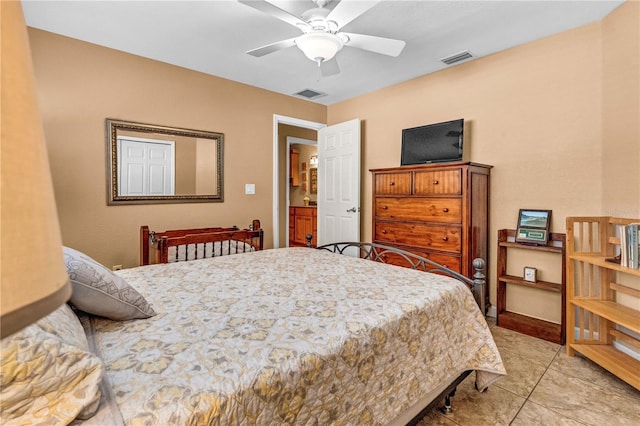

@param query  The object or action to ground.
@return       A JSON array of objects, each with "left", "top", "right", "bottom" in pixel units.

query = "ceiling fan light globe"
[{"left": 295, "top": 32, "right": 344, "bottom": 64}]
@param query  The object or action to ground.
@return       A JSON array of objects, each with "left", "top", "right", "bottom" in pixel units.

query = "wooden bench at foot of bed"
[{"left": 140, "top": 219, "right": 263, "bottom": 265}]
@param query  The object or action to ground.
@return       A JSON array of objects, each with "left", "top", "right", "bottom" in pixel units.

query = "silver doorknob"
[{"left": 346, "top": 207, "right": 357, "bottom": 213}]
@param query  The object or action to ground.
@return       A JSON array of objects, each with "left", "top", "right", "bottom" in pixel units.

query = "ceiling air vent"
[
  {"left": 294, "top": 89, "right": 327, "bottom": 100},
  {"left": 441, "top": 50, "right": 473, "bottom": 65}
]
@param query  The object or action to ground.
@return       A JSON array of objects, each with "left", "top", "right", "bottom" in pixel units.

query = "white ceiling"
[{"left": 22, "top": 0, "right": 623, "bottom": 106}]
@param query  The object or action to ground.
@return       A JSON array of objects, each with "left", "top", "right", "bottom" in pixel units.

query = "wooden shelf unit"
[
  {"left": 497, "top": 229, "right": 566, "bottom": 344},
  {"left": 566, "top": 216, "right": 640, "bottom": 391}
]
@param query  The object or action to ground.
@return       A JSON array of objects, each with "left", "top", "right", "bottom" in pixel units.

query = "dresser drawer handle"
[
  {"left": 443, "top": 208, "right": 449, "bottom": 213},
  {"left": 382, "top": 206, "right": 388, "bottom": 210},
  {"left": 442, "top": 236, "right": 449, "bottom": 241},
  {"left": 389, "top": 182, "right": 395, "bottom": 186},
  {"left": 433, "top": 180, "right": 439, "bottom": 185},
  {"left": 382, "top": 230, "right": 387, "bottom": 234}
]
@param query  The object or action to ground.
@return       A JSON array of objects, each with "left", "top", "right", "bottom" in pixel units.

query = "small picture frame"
[
  {"left": 515, "top": 209, "right": 551, "bottom": 245},
  {"left": 302, "top": 172, "right": 307, "bottom": 182},
  {"left": 301, "top": 162, "right": 307, "bottom": 171},
  {"left": 523, "top": 266, "right": 537, "bottom": 282},
  {"left": 310, "top": 168, "right": 317, "bottom": 194}
]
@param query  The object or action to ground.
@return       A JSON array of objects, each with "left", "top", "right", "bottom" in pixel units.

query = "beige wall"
[
  {"left": 195, "top": 138, "right": 217, "bottom": 195},
  {"left": 174, "top": 135, "right": 196, "bottom": 195},
  {"left": 29, "top": 1, "right": 638, "bottom": 321},
  {"left": 602, "top": 1, "right": 640, "bottom": 217},
  {"left": 327, "top": 1, "right": 639, "bottom": 322},
  {"left": 29, "top": 29, "right": 326, "bottom": 269}
]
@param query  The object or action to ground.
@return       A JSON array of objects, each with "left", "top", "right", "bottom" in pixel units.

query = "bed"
[
  {"left": 140, "top": 219, "right": 264, "bottom": 265},
  {"left": 0, "top": 224, "right": 505, "bottom": 426}
]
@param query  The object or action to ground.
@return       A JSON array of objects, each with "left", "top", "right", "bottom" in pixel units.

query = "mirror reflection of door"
[
  {"left": 117, "top": 136, "right": 175, "bottom": 196},
  {"left": 107, "top": 118, "right": 224, "bottom": 204}
]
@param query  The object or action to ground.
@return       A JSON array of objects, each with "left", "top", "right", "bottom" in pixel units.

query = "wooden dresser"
[{"left": 370, "top": 162, "right": 492, "bottom": 311}]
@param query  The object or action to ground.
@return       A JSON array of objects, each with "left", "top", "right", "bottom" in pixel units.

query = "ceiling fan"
[{"left": 238, "top": 0, "right": 406, "bottom": 76}]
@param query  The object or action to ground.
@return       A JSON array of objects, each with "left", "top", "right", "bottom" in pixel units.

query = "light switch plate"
[{"left": 245, "top": 183, "right": 255, "bottom": 195}]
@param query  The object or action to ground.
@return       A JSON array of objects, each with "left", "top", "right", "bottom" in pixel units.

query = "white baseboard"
[{"left": 487, "top": 305, "right": 497, "bottom": 318}]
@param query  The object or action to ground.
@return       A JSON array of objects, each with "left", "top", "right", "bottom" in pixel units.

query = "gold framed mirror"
[{"left": 106, "top": 119, "right": 223, "bottom": 205}]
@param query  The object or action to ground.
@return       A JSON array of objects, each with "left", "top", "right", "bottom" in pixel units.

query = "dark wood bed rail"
[
  {"left": 140, "top": 219, "right": 263, "bottom": 265},
  {"left": 315, "top": 241, "right": 486, "bottom": 313}
]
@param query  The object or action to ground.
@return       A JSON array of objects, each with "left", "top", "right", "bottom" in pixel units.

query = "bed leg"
[{"left": 440, "top": 387, "right": 457, "bottom": 414}]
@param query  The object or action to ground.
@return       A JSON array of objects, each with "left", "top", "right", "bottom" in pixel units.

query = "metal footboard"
[{"left": 315, "top": 240, "right": 486, "bottom": 313}]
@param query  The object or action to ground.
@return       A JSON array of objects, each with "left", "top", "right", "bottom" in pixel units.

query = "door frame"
[{"left": 272, "top": 115, "right": 325, "bottom": 248}]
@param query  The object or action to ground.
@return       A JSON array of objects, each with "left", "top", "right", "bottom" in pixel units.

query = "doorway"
[
  {"left": 272, "top": 115, "right": 325, "bottom": 248},
  {"left": 288, "top": 137, "right": 318, "bottom": 247}
]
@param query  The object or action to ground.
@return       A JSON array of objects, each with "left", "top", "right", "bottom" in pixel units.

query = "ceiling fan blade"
[
  {"left": 320, "top": 58, "right": 340, "bottom": 77},
  {"left": 326, "top": 0, "right": 381, "bottom": 30},
  {"left": 238, "top": 0, "right": 309, "bottom": 30},
  {"left": 246, "top": 37, "right": 297, "bottom": 57},
  {"left": 341, "top": 32, "right": 406, "bottom": 57}
]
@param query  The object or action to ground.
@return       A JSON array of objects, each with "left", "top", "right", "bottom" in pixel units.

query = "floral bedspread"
[{"left": 85, "top": 248, "right": 505, "bottom": 425}]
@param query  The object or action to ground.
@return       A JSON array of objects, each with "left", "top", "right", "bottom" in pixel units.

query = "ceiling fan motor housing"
[{"left": 301, "top": 7, "right": 336, "bottom": 32}]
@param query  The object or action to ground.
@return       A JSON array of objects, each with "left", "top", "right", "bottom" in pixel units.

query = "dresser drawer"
[
  {"left": 375, "top": 198, "right": 461, "bottom": 223},
  {"left": 414, "top": 169, "right": 461, "bottom": 195},
  {"left": 375, "top": 223, "right": 461, "bottom": 253},
  {"left": 377, "top": 249, "right": 462, "bottom": 273},
  {"left": 374, "top": 172, "right": 411, "bottom": 195}
]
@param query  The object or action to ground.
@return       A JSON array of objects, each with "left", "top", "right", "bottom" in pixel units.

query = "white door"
[
  {"left": 317, "top": 119, "right": 361, "bottom": 248},
  {"left": 118, "top": 137, "right": 175, "bottom": 196}
]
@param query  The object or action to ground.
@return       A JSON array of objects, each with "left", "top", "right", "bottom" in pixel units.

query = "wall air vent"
[
  {"left": 441, "top": 50, "right": 473, "bottom": 65},
  {"left": 294, "top": 89, "right": 327, "bottom": 100}
]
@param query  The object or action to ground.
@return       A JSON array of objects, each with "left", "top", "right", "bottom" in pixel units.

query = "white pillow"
[{"left": 63, "top": 247, "right": 156, "bottom": 320}]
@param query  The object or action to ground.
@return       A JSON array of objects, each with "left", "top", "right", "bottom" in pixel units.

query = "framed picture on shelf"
[
  {"left": 523, "top": 266, "right": 537, "bottom": 282},
  {"left": 310, "top": 168, "right": 317, "bottom": 194},
  {"left": 515, "top": 209, "right": 551, "bottom": 245}
]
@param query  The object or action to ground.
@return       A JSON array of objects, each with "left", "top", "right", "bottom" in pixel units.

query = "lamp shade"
[
  {"left": 1, "top": 1, "right": 71, "bottom": 339},
  {"left": 295, "top": 32, "right": 344, "bottom": 64}
]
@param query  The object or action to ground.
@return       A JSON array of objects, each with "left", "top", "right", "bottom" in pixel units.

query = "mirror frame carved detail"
[{"left": 106, "top": 118, "right": 224, "bottom": 205}]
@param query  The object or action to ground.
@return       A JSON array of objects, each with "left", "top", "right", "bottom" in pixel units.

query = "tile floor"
[{"left": 416, "top": 319, "right": 640, "bottom": 425}]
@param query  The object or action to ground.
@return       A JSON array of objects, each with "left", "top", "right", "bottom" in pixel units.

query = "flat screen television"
[{"left": 401, "top": 118, "right": 464, "bottom": 165}]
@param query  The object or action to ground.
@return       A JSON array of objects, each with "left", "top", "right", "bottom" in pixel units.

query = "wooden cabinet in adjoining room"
[
  {"left": 371, "top": 162, "right": 492, "bottom": 313},
  {"left": 290, "top": 149, "right": 300, "bottom": 187},
  {"left": 289, "top": 206, "right": 317, "bottom": 247}
]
